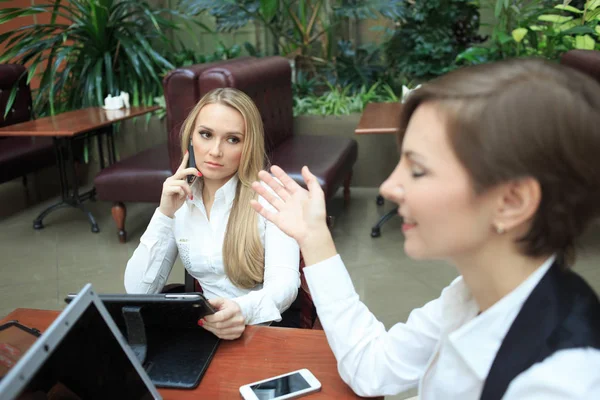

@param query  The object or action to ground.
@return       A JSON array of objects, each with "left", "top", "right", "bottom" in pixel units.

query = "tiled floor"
[{"left": 1, "top": 177, "right": 599, "bottom": 400}]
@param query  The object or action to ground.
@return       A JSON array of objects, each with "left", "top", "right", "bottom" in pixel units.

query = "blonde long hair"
[{"left": 180, "top": 88, "right": 267, "bottom": 288}]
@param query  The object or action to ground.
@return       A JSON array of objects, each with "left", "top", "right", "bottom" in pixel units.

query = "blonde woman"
[{"left": 125, "top": 88, "right": 300, "bottom": 340}]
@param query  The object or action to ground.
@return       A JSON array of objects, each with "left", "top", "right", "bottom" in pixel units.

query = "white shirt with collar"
[
  {"left": 124, "top": 175, "right": 300, "bottom": 325},
  {"left": 303, "top": 254, "right": 600, "bottom": 399}
]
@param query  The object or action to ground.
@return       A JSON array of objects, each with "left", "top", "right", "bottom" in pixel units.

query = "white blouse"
[
  {"left": 303, "top": 254, "right": 600, "bottom": 399},
  {"left": 124, "top": 175, "right": 300, "bottom": 325}
]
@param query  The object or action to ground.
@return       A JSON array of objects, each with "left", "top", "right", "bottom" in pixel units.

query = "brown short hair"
[{"left": 400, "top": 58, "right": 600, "bottom": 264}]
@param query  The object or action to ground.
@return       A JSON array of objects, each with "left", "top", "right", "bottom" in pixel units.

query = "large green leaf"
[
  {"left": 555, "top": 4, "right": 583, "bottom": 13},
  {"left": 575, "top": 34, "right": 596, "bottom": 49},
  {"left": 538, "top": 15, "right": 574, "bottom": 23},
  {"left": 0, "top": 0, "right": 207, "bottom": 116},
  {"left": 260, "top": 0, "right": 278, "bottom": 22}
]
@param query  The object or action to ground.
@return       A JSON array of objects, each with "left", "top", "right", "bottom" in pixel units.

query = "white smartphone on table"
[{"left": 239, "top": 368, "right": 322, "bottom": 400}]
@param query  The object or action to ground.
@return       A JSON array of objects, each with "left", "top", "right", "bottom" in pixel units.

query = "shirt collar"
[
  {"left": 189, "top": 174, "right": 239, "bottom": 208},
  {"left": 444, "top": 254, "right": 557, "bottom": 380}
]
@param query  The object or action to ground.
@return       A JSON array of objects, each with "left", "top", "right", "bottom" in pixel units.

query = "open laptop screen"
[{"left": 0, "top": 284, "right": 160, "bottom": 400}]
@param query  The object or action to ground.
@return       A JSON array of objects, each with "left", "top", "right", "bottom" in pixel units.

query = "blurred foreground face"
[{"left": 380, "top": 102, "right": 500, "bottom": 261}]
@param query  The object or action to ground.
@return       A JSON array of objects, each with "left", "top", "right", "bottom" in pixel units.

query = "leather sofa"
[
  {"left": 183, "top": 56, "right": 358, "bottom": 200},
  {"left": 94, "top": 58, "right": 253, "bottom": 242},
  {"left": 560, "top": 49, "right": 600, "bottom": 83},
  {"left": 0, "top": 64, "right": 55, "bottom": 186},
  {"left": 95, "top": 56, "right": 358, "bottom": 242}
]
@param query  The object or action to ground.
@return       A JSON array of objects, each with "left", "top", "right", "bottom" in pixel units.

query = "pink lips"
[
  {"left": 402, "top": 223, "right": 417, "bottom": 232},
  {"left": 205, "top": 162, "right": 223, "bottom": 168}
]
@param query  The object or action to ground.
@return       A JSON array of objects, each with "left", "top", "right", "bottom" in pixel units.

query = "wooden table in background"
[
  {"left": 1, "top": 309, "right": 377, "bottom": 400},
  {"left": 354, "top": 102, "right": 403, "bottom": 135},
  {"left": 0, "top": 106, "right": 159, "bottom": 233}
]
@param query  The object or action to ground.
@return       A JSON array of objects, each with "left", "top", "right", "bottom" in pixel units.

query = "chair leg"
[
  {"left": 343, "top": 171, "right": 352, "bottom": 205},
  {"left": 111, "top": 202, "right": 127, "bottom": 243},
  {"left": 22, "top": 175, "right": 32, "bottom": 203}
]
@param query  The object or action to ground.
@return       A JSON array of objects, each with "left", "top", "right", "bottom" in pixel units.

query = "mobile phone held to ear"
[
  {"left": 188, "top": 143, "right": 197, "bottom": 184},
  {"left": 239, "top": 369, "right": 321, "bottom": 400}
]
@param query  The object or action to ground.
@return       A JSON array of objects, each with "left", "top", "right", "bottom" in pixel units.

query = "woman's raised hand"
[
  {"left": 250, "top": 166, "right": 336, "bottom": 265},
  {"left": 158, "top": 151, "right": 201, "bottom": 218}
]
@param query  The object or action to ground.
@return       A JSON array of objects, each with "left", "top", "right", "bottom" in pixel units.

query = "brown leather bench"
[
  {"left": 0, "top": 64, "right": 54, "bottom": 187},
  {"left": 560, "top": 49, "right": 600, "bottom": 83}
]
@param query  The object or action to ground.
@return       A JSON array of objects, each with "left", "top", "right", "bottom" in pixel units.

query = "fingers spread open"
[
  {"left": 250, "top": 181, "right": 285, "bottom": 211},
  {"left": 302, "top": 166, "right": 324, "bottom": 199},
  {"left": 256, "top": 170, "right": 287, "bottom": 196},
  {"left": 250, "top": 199, "right": 277, "bottom": 223},
  {"left": 270, "top": 165, "right": 302, "bottom": 194}
]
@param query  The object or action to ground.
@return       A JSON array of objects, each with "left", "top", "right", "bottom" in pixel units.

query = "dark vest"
[{"left": 480, "top": 262, "right": 600, "bottom": 399}]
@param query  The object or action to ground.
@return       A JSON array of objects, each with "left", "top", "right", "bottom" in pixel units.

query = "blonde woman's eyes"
[
  {"left": 228, "top": 136, "right": 241, "bottom": 144},
  {"left": 199, "top": 130, "right": 211, "bottom": 139}
]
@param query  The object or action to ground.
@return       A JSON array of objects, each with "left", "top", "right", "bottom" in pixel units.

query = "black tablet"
[
  {"left": 63, "top": 292, "right": 220, "bottom": 389},
  {"left": 65, "top": 293, "right": 216, "bottom": 329}
]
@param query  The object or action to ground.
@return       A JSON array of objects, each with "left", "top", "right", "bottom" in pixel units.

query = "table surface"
[
  {"left": 355, "top": 102, "right": 403, "bottom": 135},
  {"left": 0, "top": 106, "right": 160, "bottom": 137},
  {"left": 1, "top": 308, "right": 374, "bottom": 399}
]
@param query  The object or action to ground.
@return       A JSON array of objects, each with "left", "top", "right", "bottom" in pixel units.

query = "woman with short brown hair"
[{"left": 251, "top": 58, "right": 600, "bottom": 398}]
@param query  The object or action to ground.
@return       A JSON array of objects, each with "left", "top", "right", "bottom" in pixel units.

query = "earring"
[{"left": 495, "top": 225, "right": 505, "bottom": 234}]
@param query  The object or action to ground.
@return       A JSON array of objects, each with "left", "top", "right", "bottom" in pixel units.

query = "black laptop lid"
[{"left": 0, "top": 284, "right": 161, "bottom": 400}]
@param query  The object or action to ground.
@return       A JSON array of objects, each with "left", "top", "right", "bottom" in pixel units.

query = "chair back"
[
  {"left": 162, "top": 57, "right": 255, "bottom": 173},
  {"left": 0, "top": 64, "right": 32, "bottom": 130},
  {"left": 197, "top": 56, "right": 294, "bottom": 158},
  {"left": 560, "top": 50, "right": 600, "bottom": 84}
]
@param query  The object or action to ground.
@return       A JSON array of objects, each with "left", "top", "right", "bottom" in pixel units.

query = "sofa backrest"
[
  {"left": 560, "top": 50, "right": 600, "bottom": 84},
  {"left": 0, "top": 64, "right": 32, "bottom": 132},
  {"left": 162, "top": 57, "right": 254, "bottom": 173},
  {"left": 198, "top": 57, "right": 294, "bottom": 159}
]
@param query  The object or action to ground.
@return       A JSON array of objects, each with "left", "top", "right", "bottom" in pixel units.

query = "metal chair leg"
[{"left": 371, "top": 207, "right": 399, "bottom": 238}]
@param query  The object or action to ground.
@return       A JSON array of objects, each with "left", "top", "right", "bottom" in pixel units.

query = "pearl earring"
[{"left": 495, "top": 225, "right": 505, "bottom": 234}]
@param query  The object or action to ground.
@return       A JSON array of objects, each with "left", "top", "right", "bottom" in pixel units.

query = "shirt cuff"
[
  {"left": 303, "top": 254, "right": 357, "bottom": 308},
  {"left": 233, "top": 293, "right": 282, "bottom": 325}
]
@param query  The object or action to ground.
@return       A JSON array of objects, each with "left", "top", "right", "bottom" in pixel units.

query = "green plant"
[
  {"left": 181, "top": 0, "right": 384, "bottom": 81},
  {"left": 327, "top": 40, "right": 391, "bottom": 91},
  {"left": 293, "top": 82, "right": 399, "bottom": 117},
  {"left": 293, "top": 70, "right": 320, "bottom": 98},
  {"left": 380, "top": 0, "right": 484, "bottom": 81},
  {"left": 456, "top": 0, "right": 600, "bottom": 65},
  {"left": 519, "top": 0, "right": 600, "bottom": 55},
  {"left": 0, "top": 0, "right": 206, "bottom": 117},
  {"left": 169, "top": 42, "right": 243, "bottom": 67}
]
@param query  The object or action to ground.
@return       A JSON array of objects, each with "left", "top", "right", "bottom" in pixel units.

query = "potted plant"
[{"left": 0, "top": 0, "right": 207, "bottom": 117}]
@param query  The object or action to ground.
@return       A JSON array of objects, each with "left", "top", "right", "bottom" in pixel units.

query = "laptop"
[
  {"left": 64, "top": 292, "right": 221, "bottom": 389},
  {"left": 0, "top": 284, "right": 161, "bottom": 400}
]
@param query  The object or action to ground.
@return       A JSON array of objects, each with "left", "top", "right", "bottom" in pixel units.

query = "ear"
[{"left": 493, "top": 177, "right": 541, "bottom": 232}]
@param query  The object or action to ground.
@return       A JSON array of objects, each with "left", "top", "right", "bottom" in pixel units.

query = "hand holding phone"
[
  {"left": 239, "top": 369, "right": 321, "bottom": 400},
  {"left": 158, "top": 148, "right": 199, "bottom": 218},
  {"left": 187, "top": 143, "right": 198, "bottom": 184}
]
